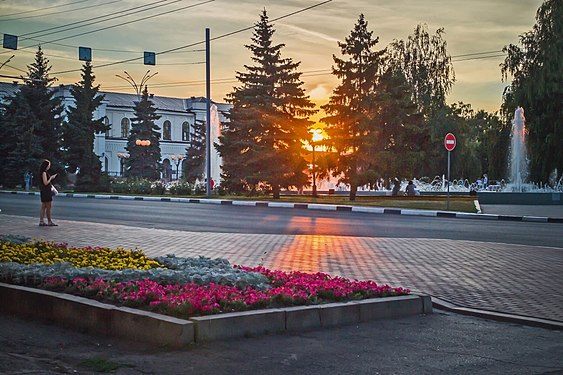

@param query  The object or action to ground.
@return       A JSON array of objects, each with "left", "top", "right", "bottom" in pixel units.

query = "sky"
[{"left": 0, "top": 0, "right": 545, "bottom": 117}]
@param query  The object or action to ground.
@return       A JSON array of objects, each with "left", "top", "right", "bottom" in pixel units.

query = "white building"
[{"left": 0, "top": 82, "right": 230, "bottom": 183}]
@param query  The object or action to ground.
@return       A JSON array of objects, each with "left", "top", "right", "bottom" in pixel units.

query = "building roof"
[
  {"left": 0, "top": 82, "right": 21, "bottom": 99},
  {"left": 101, "top": 91, "right": 188, "bottom": 112},
  {"left": 0, "top": 82, "right": 228, "bottom": 114}
]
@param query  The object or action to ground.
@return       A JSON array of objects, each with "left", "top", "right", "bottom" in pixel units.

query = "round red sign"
[{"left": 444, "top": 133, "right": 456, "bottom": 151}]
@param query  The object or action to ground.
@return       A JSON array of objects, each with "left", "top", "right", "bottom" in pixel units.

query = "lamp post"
[
  {"left": 310, "top": 129, "right": 323, "bottom": 198},
  {"left": 116, "top": 71, "right": 158, "bottom": 99},
  {"left": 135, "top": 139, "right": 151, "bottom": 178},
  {"left": 117, "top": 152, "right": 130, "bottom": 176},
  {"left": 170, "top": 154, "right": 183, "bottom": 181}
]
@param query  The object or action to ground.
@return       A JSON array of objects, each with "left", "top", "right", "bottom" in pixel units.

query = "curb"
[
  {"left": 3, "top": 190, "right": 562, "bottom": 223},
  {"left": 0, "top": 282, "right": 431, "bottom": 347},
  {"left": 431, "top": 296, "right": 563, "bottom": 331}
]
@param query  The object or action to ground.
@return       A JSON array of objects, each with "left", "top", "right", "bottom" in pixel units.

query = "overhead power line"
[
  {"left": 52, "top": 0, "right": 334, "bottom": 75},
  {"left": 452, "top": 54, "right": 505, "bottom": 62},
  {"left": 20, "top": 0, "right": 186, "bottom": 38},
  {"left": 0, "top": 0, "right": 92, "bottom": 19},
  {"left": 0, "top": 0, "right": 122, "bottom": 23},
  {"left": 99, "top": 51, "right": 508, "bottom": 91},
  {"left": 8, "top": 0, "right": 213, "bottom": 54}
]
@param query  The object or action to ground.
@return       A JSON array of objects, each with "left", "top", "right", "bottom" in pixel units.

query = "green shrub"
[
  {"left": 193, "top": 182, "right": 206, "bottom": 195},
  {"left": 111, "top": 178, "right": 164, "bottom": 195},
  {"left": 150, "top": 181, "right": 166, "bottom": 195},
  {"left": 169, "top": 181, "right": 191, "bottom": 195}
]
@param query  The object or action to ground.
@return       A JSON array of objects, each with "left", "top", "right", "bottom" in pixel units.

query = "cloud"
[
  {"left": 277, "top": 23, "right": 339, "bottom": 44},
  {"left": 308, "top": 84, "right": 329, "bottom": 100}
]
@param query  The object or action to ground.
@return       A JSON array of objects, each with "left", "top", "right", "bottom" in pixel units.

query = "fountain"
[
  {"left": 296, "top": 105, "right": 560, "bottom": 205},
  {"left": 508, "top": 107, "right": 529, "bottom": 191},
  {"left": 209, "top": 104, "right": 222, "bottom": 184}
]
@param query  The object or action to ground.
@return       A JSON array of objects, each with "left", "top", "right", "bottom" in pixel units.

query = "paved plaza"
[{"left": 1, "top": 213, "right": 561, "bottom": 324}]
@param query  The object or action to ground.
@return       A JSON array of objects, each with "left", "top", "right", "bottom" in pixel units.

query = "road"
[{"left": 1, "top": 193, "right": 562, "bottom": 248}]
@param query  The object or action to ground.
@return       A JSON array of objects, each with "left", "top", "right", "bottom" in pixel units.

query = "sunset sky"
[{"left": 0, "top": 0, "right": 544, "bottom": 116}]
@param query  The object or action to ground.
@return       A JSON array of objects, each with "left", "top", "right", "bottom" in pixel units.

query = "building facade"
[{"left": 0, "top": 82, "right": 229, "bottom": 184}]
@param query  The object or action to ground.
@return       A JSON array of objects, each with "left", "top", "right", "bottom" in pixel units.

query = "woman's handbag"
[{"left": 51, "top": 186, "right": 58, "bottom": 196}]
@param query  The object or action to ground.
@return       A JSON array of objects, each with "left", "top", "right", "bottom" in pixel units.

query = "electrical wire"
[
  {"left": 0, "top": 0, "right": 122, "bottom": 23},
  {"left": 51, "top": 0, "right": 334, "bottom": 75},
  {"left": 0, "top": 0, "right": 91, "bottom": 19},
  {"left": 10, "top": 0, "right": 213, "bottom": 54},
  {"left": 20, "top": 0, "right": 186, "bottom": 38}
]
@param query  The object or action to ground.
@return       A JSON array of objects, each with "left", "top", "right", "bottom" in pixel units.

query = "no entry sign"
[{"left": 444, "top": 133, "right": 456, "bottom": 152}]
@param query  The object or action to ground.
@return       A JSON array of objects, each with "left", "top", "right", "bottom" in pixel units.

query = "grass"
[
  {"left": 3, "top": 187, "right": 478, "bottom": 213},
  {"left": 219, "top": 194, "right": 478, "bottom": 213},
  {"left": 80, "top": 357, "right": 134, "bottom": 373}
]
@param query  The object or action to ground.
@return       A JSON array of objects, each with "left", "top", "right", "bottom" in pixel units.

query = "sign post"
[{"left": 444, "top": 133, "right": 456, "bottom": 210}]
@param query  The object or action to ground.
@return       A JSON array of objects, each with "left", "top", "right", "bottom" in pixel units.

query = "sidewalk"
[
  {"left": 1, "top": 213, "right": 562, "bottom": 374},
  {"left": 1, "top": 214, "right": 561, "bottom": 325},
  {"left": 480, "top": 204, "right": 563, "bottom": 218}
]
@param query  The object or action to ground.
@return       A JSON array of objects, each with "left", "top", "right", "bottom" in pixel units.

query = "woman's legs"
[
  {"left": 40, "top": 202, "right": 46, "bottom": 224},
  {"left": 45, "top": 201, "right": 53, "bottom": 224}
]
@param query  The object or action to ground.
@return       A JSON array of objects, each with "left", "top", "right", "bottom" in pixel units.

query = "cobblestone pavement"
[{"left": 1, "top": 214, "right": 562, "bottom": 323}]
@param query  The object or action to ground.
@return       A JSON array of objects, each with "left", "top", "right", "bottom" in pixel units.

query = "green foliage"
[
  {"left": 61, "top": 62, "right": 108, "bottom": 192},
  {"left": 169, "top": 181, "right": 192, "bottom": 195},
  {"left": 369, "top": 68, "right": 426, "bottom": 180},
  {"left": 387, "top": 24, "right": 455, "bottom": 113},
  {"left": 385, "top": 23, "right": 457, "bottom": 179},
  {"left": 321, "top": 14, "right": 386, "bottom": 200},
  {"left": 111, "top": 178, "right": 164, "bottom": 195},
  {"left": 183, "top": 118, "right": 205, "bottom": 184},
  {"left": 193, "top": 182, "right": 206, "bottom": 195},
  {"left": 80, "top": 357, "right": 133, "bottom": 372},
  {"left": 0, "top": 47, "right": 64, "bottom": 188},
  {"left": 501, "top": 0, "right": 562, "bottom": 183},
  {"left": 217, "top": 10, "right": 317, "bottom": 199},
  {"left": 125, "top": 86, "right": 162, "bottom": 180}
]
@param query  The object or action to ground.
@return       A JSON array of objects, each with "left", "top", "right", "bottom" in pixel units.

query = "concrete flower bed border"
[{"left": 0, "top": 282, "right": 431, "bottom": 348}]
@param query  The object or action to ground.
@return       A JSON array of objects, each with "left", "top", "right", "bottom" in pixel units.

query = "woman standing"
[{"left": 39, "top": 159, "right": 58, "bottom": 226}]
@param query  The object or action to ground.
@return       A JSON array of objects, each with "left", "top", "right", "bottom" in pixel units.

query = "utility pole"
[{"left": 205, "top": 28, "right": 211, "bottom": 197}]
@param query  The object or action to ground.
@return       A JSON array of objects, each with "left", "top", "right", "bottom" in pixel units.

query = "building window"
[
  {"left": 163, "top": 120, "right": 171, "bottom": 140},
  {"left": 182, "top": 121, "right": 190, "bottom": 141},
  {"left": 104, "top": 117, "right": 110, "bottom": 138},
  {"left": 120, "top": 118, "right": 130, "bottom": 138}
]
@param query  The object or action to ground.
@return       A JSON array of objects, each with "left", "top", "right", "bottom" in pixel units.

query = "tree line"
[
  {"left": 219, "top": 3, "right": 560, "bottom": 199},
  {"left": 1, "top": 1, "right": 560, "bottom": 199}
]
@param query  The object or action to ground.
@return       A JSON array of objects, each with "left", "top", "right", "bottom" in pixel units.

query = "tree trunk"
[
  {"left": 349, "top": 183, "right": 357, "bottom": 201},
  {"left": 272, "top": 185, "right": 280, "bottom": 199}
]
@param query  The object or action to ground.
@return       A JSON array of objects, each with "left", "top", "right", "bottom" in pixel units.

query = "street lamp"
[
  {"left": 117, "top": 152, "right": 130, "bottom": 176},
  {"left": 310, "top": 128, "right": 323, "bottom": 198},
  {"left": 170, "top": 154, "right": 183, "bottom": 181},
  {"left": 135, "top": 139, "right": 151, "bottom": 178}
]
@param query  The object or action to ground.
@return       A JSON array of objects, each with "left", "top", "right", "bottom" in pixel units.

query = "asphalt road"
[{"left": 1, "top": 194, "right": 562, "bottom": 248}]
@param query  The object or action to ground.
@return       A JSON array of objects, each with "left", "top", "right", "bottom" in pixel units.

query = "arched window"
[
  {"left": 120, "top": 118, "right": 130, "bottom": 138},
  {"left": 163, "top": 120, "right": 172, "bottom": 140},
  {"left": 182, "top": 121, "right": 190, "bottom": 141},
  {"left": 104, "top": 116, "right": 110, "bottom": 138}
]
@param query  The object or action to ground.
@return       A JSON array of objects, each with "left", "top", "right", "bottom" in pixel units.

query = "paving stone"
[{"left": 1, "top": 214, "right": 562, "bottom": 323}]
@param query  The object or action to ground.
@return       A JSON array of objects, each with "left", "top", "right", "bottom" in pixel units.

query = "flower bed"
[{"left": 0, "top": 237, "right": 410, "bottom": 319}]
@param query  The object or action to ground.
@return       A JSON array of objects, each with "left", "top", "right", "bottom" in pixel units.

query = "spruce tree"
[
  {"left": 370, "top": 68, "right": 425, "bottom": 179},
  {"left": 0, "top": 47, "right": 63, "bottom": 187},
  {"left": 216, "top": 10, "right": 316, "bottom": 198},
  {"left": 321, "top": 14, "right": 385, "bottom": 200},
  {"left": 182, "top": 119, "right": 205, "bottom": 184},
  {"left": 62, "top": 61, "right": 108, "bottom": 191},
  {"left": 125, "top": 86, "right": 162, "bottom": 180}
]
